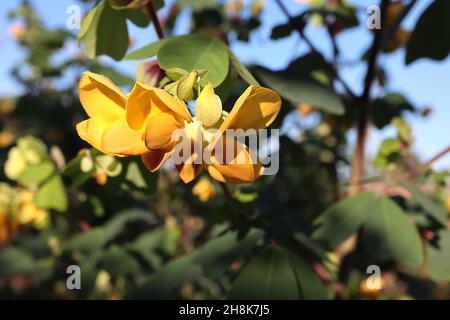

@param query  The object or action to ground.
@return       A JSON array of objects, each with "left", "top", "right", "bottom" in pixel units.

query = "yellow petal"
[
  {"left": 144, "top": 112, "right": 180, "bottom": 151},
  {"left": 195, "top": 84, "right": 222, "bottom": 127},
  {"left": 176, "top": 153, "right": 204, "bottom": 183},
  {"left": 76, "top": 118, "right": 109, "bottom": 152},
  {"left": 208, "top": 137, "right": 255, "bottom": 183},
  {"left": 101, "top": 118, "right": 148, "bottom": 156},
  {"left": 219, "top": 86, "right": 281, "bottom": 132},
  {"left": 78, "top": 71, "right": 126, "bottom": 122},
  {"left": 141, "top": 150, "right": 171, "bottom": 172},
  {"left": 192, "top": 177, "right": 216, "bottom": 202},
  {"left": 126, "top": 81, "right": 191, "bottom": 131}
]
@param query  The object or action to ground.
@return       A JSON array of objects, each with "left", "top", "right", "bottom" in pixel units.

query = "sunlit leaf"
[{"left": 157, "top": 34, "right": 229, "bottom": 87}]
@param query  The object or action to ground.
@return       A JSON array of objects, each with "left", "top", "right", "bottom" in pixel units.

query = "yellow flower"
[
  {"left": 192, "top": 177, "right": 216, "bottom": 202},
  {"left": 134, "top": 82, "right": 281, "bottom": 183},
  {"left": 76, "top": 72, "right": 281, "bottom": 184}
]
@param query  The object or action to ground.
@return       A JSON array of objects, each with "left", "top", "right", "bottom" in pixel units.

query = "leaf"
[
  {"left": 372, "top": 93, "right": 415, "bottom": 129},
  {"left": 129, "top": 229, "right": 263, "bottom": 299},
  {"left": 35, "top": 174, "right": 68, "bottom": 212},
  {"left": 17, "top": 162, "right": 55, "bottom": 187},
  {"left": 400, "top": 181, "right": 448, "bottom": 227},
  {"left": 312, "top": 192, "right": 375, "bottom": 249},
  {"left": 123, "top": 38, "right": 170, "bottom": 60},
  {"left": 123, "top": 8, "right": 150, "bottom": 27},
  {"left": 270, "top": 23, "right": 294, "bottom": 40},
  {"left": 0, "top": 247, "right": 35, "bottom": 276},
  {"left": 157, "top": 34, "right": 229, "bottom": 87},
  {"left": 66, "top": 209, "right": 153, "bottom": 254},
  {"left": 254, "top": 67, "right": 344, "bottom": 115},
  {"left": 427, "top": 230, "right": 450, "bottom": 281},
  {"left": 228, "top": 49, "right": 260, "bottom": 86},
  {"left": 406, "top": 0, "right": 450, "bottom": 64},
  {"left": 125, "top": 229, "right": 165, "bottom": 269},
  {"left": 361, "top": 196, "right": 423, "bottom": 268},
  {"left": 108, "top": 0, "right": 153, "bottom": 10},
  {"left": 78, "top": 2, "right": 129, "bottom": 61},
  {"left": 98, "top": 245, "right": 141, "bottom": 276},
  {"left": 227, "top": 246, "right": 328, "bottom": 299},
  {"left": 177, "top": 0, "right": 216, "bottom": 10}
]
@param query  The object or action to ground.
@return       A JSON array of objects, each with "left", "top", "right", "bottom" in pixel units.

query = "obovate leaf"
[
  {"left": 17, "top": 162, "right": 55, "bottom": 187},
  {"left": 157, "top": 34, "right": 229, "bottom": 87},
  {"left": 427, "top": 230, "right": 450, "bottom": 282},
  {"left": 77, "top": 1, "right": 129, "bottom": 61},
  {"left": 123, "top": 38, "right": 171, "bottom": 60},
  {"left": 361, "top": 196, "right": 423, "bottom": 268},
  {"left": 400, "top": 181, "right": 448, "bottom": 227},
  {"left": 35, "top": 173, "right": 68, "bottom": 212},
  {"left": 227, "top": 246, "right": 328, "bottom": 299},
  {"left": 406, "top": 0, "right": 450, "bottom": 64},
  {"left": 312, "top": 192, "right": 375, "bottom": 249}
]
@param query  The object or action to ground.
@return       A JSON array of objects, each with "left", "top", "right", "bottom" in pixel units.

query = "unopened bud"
[{"left": 177, "top": 71, "right": 197, "bottom": 101}]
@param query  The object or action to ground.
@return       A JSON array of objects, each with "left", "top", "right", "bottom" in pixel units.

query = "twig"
[
  {"left": 420, "top": 145, "right": 450, "bottom": 170},
  {"left": 274, "top": 0, "right": 357, "bottom": 100},
  {"left": 349, "top": 0, "right": 390, "bottom": 195},
  {"left": 146, "top": 0, "right": 165, "bottom": 39}
]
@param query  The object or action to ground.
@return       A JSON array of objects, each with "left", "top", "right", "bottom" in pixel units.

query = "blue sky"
[{"left": 0, "top": 0, "right": 449, "bottom": 169}]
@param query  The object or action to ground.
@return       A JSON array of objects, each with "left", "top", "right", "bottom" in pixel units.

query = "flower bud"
[
  {"left": 195, "top": 84, "right": 223, "bottom": 127},
  {"left": 177, "top": 71, "right": 197, "bottom": 101}
]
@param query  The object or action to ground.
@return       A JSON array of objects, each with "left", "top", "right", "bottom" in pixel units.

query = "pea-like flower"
[{"left": 76, "top": 71, "right": 281, "bottom": 184}]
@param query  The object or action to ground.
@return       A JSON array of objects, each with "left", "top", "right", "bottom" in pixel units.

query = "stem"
[
  {"left": 274, "top": 0, "right": 357, "bottom": 100},
  {"left": 349, "top": 0, "right": 390, "bottom": 195},
  {"left": 146, "top": 0, "right": 165, "bottom": 39}
]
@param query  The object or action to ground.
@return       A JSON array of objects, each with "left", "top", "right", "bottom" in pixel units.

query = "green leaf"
[
  {"left": 312, "top": 192, "right": 374, "bottom": 249},
  {"left": 361, "top": 196, "right": 423, "bottom": 268},
  {"left": 427, "top": 230, "right": 450, "bottom": 281},
  {"left": 98, "top": 245, "right": 141, "bottom": 276},
  {"left": 0, "top": 247, "right": 35, "bottom": 276},
  {"left": 129, "top": 229, "right": 263, "bottom": 299},
  {"left": 67, "top": 209, "right": 153, "bottom": 254},
  {"left": 372, "top": 93, "right": 415, "bottom": 129},
  {"left": 177, "top": 0, "right": 216, "bottom": 10},
  {"left": 406, "top": 0, "right": 450, "bottom": 64},
  {"left": 400, "top": 181, "right": 448, "bottom": 227},
  {"left": 77, "top": 1, "right": 102, "bottom": 45},
  {"left": 254, "top": 67, "right": 344, "bottom": 115},
  {"left": 157, "top": 34, "right": 229, "bottom": 87},
  {"left": 17, "top": 162, "right": 54, "bottom": 187},
  {"left": 35, "top": 174, "right": 68, "bottom": 212},
  {"left": 122, "top": 8, "right": 150, "bottom": 27},
  {"left": 78, "top": 2, "right": 129, "bottom": 61},
  {"left": 125, "top": 229, "right": 165, "bottom": 269},
  {"left": 109, "top": 0, "right": 152, "bottom": 9},
  {"left": 227, "top": 246, "right": 328, "bottom": 299},
  {"left": 228, "top": 49, "right": 260, "bottom": 86},
  {"left": 123, "top": 38, "right": 170, "bottom": 60}
]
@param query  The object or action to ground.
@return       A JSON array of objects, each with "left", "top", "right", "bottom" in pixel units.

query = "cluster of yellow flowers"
[
  {"left": 0, "top": 183, "right": 49, "bottom": 244},
  {"left": 76, "top": 72, "right": 281, "bottom": 184}
]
